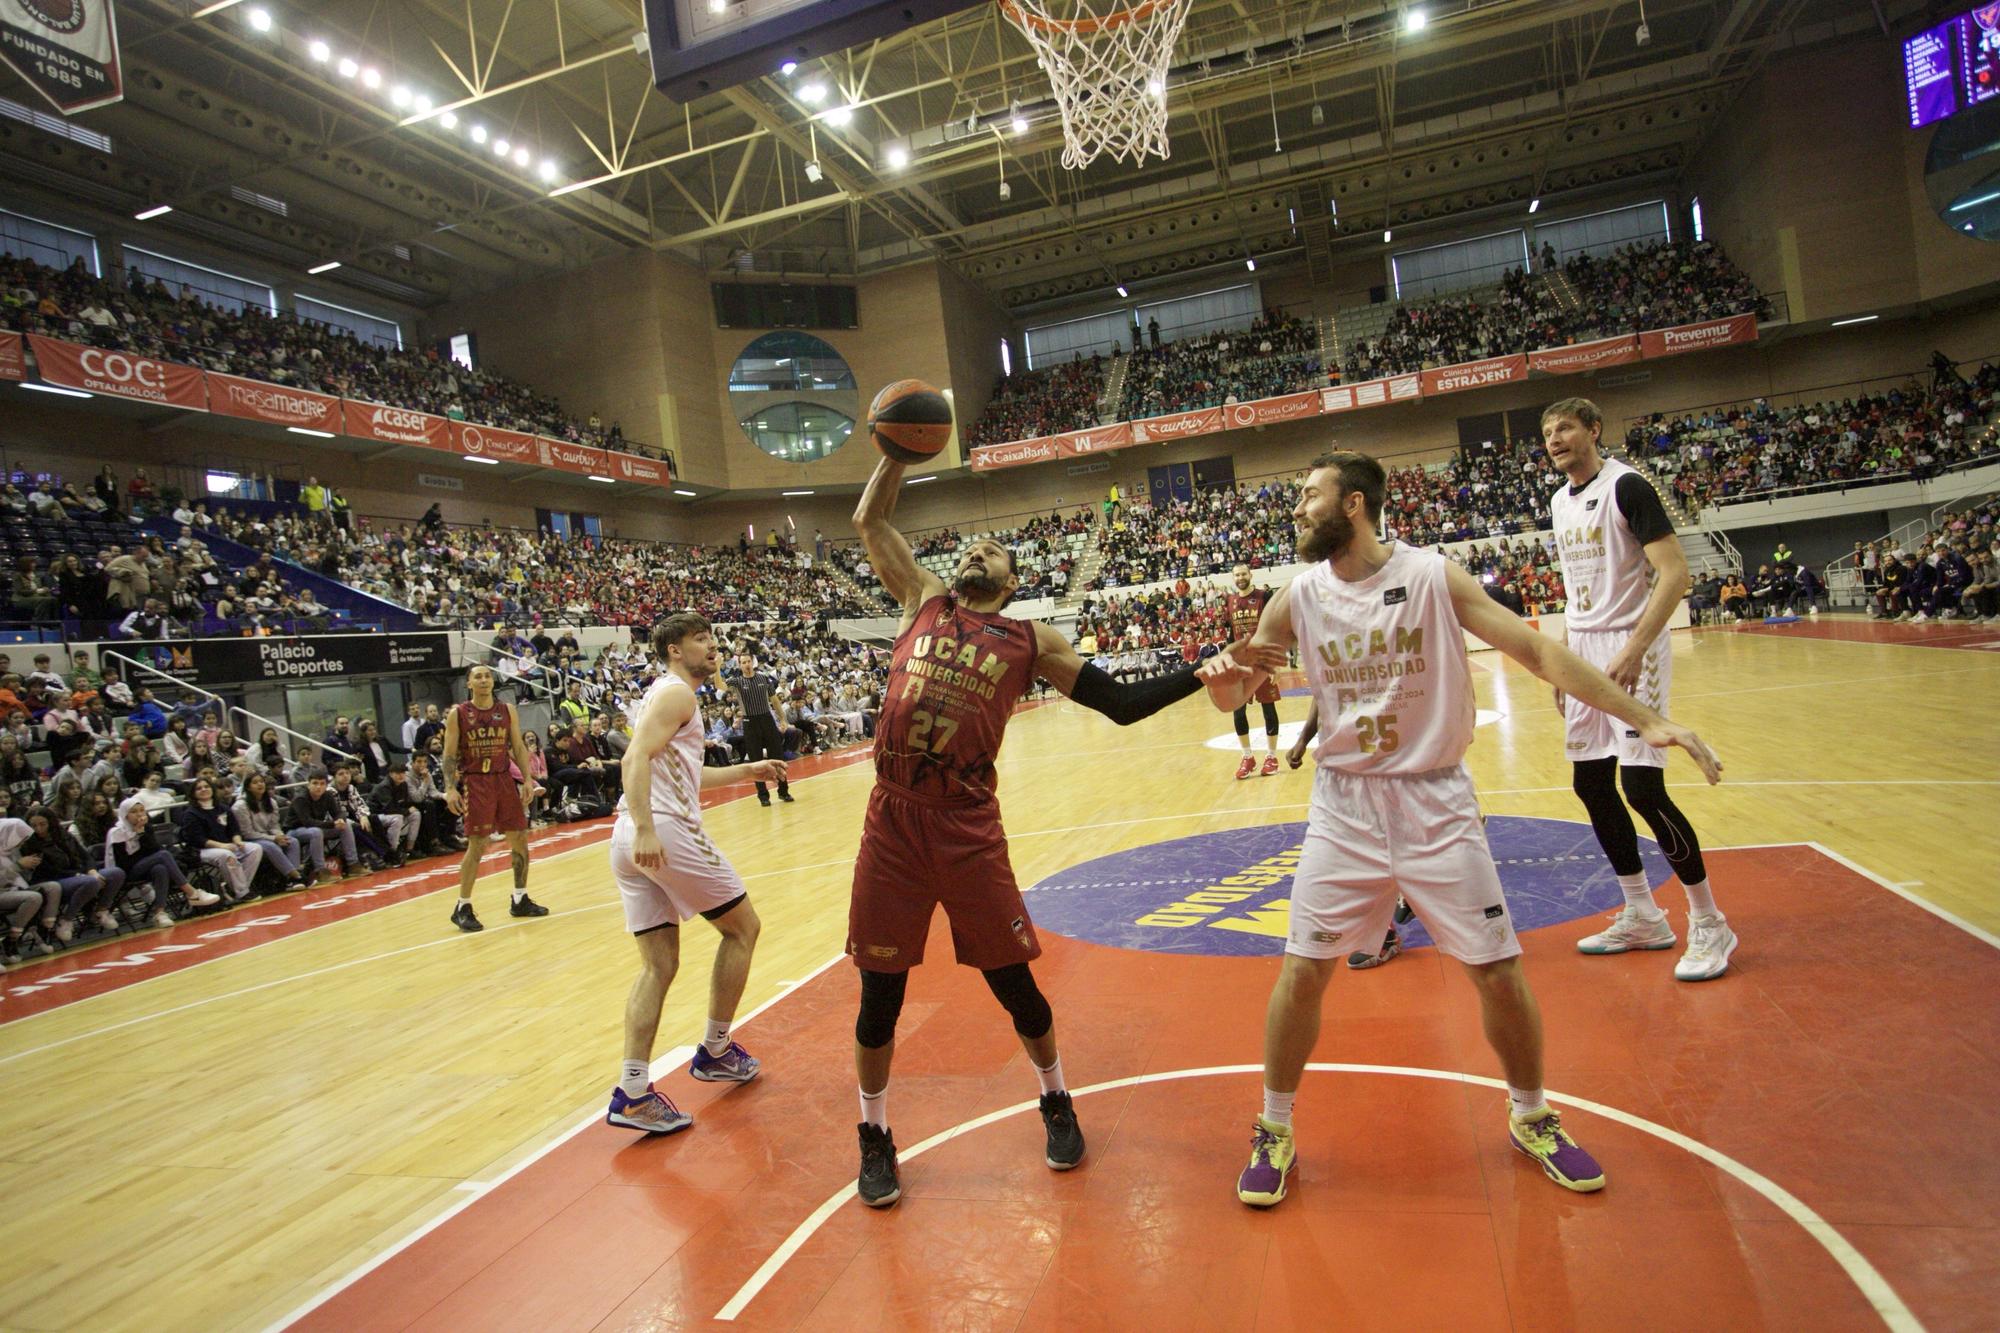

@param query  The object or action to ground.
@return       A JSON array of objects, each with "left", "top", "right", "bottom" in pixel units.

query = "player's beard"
[
  {"left": 1295, "top": 509, "right": 1353, "bottom": 564},
  {"left": 955, "top": 567, "right": 1005, "bottom": 600}
]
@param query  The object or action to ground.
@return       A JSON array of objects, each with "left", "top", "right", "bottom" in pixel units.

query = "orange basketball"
[{"left": 868, "top": 379, "right": 953, "bottom": 464}]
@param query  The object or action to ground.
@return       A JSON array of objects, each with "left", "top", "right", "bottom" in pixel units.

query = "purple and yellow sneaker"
[
  {"left": 689, "top": 1040, "right": 761, "bottom": 1083},
  {"left": 1509, "top": 1106, "right": 1605, "bottom": 1192},
  {"left": 1236, "top": 1116, "right": 1297, "bottom": 1207},
  {"left": 607, "top": 1084, "right": 692, "bottom": 1135}
]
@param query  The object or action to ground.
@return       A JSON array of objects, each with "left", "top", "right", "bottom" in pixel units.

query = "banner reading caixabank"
[
  {"left": 108, "top": 633, "right": 453, "bottom": 689},
  {"left": 0, "top": 0, "right": 124, "bottom": 115}
]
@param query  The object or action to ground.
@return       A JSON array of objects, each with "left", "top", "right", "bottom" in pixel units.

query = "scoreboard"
[{"left": 1904, "top": 4, "right": 2000, "bottom": 130}]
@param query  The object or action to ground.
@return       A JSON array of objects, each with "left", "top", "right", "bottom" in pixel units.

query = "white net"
[{"left": 999, "top": 0, "right": 1191, "bottom": 170}]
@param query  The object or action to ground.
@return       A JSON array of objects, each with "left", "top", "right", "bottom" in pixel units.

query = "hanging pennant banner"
[
  {"left": 0, "top": 0, "right": 125, "bottom": 114},
  {"left": 0, "top": 331, "right": 23, "bottom": 381},
  {"left": 28, "top": 334, "right": 206, "bottom": 408}
]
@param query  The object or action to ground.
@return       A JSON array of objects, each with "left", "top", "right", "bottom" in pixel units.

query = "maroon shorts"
[
  {"left": 847, "top": 784, "right": 1040, "bottom": 973},
  {"left": 463, "top": 776, "right": 527, "bottom": 838},
  {"left": 1253, "top": 677, "right": 1283, "bottom": 706}
]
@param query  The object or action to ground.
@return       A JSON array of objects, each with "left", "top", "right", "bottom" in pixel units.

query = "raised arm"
[
  {"left": 852, "top": 455, "right": 946, "bottom": 616},
  {"left": 1196, "top": 581, "right": 1297, "bottom": 712},
  {"left": 1445, "top": 562, "right": 1722, "bottom": 783}
]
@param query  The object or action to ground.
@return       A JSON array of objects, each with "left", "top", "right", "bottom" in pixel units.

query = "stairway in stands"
[
  {"left": 1607, "top": 446, "right": 1739, "bottom": 578},
  {"left": 1063, "top": 526, "right": 1109, "bottom": 605},
  {"left": 1539, "top": 266, "right": 1582, "bottom": 316},
  {"left": 1097, "top": 353, "right": 1129, "bottom": 425},
  {"left": 1318, "top": 311, "right": 1341, "bottom": 378}
]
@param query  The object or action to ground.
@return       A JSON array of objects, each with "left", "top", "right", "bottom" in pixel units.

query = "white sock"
[
  {"left": 1237, "top": 739, "right": 1251, "bottom": 754},
  {"left": 1033, "top": 1056, "right": 1065, "bottom": 1096},
  {"left": 618, "top": 1059, "right": 650, "bottom": 1098},
  {"left": 1265, "top": 739, "right": 1278, "bottom": 758},
  {"left": 703, "top": 1018, "right": 732, "bottom": 1057},
  {"left": 1617, "top": 872, "right": 1660, "bottom": 915},
  {"left": 1508, "top": 1085, "right": 1549, "bottom": 1120},
  {"left": 1261, "top": 1087, "right": 1295, "bottom": 1127},
  {"left": 1683, "top": 878, "right": 1719, "bottom": 918},
  {"left": 511, "top": 888, "right": 527, "bottom": 904},
  {"left": 859, "top": 1086, "right": 888, "bottom": 1129}
]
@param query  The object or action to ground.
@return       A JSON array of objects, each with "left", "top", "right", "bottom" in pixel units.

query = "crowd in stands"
[
  {"left": 1385, "top": 437, "right": 1563, "bottom": 546},
  {"left": 1449, "top": 535, "right": 1569, "bottom": 615},
  {"left": 1118, "top": 313, "right": 1322, "bottom": 419},
  {"left": 1629, "top": 361, "right": 2000, "bottom": 511},
  {"left": 1, "top": 252, "right": 656, "bottom": 457},
  {"left": 963, "top": 358, "right": 1106, "bottom": 448},
  {"left": 1845, "top": 495, "right": 2000, "bottom": 623},
  {"left": 898, "top": 509, "right": 1095, "bottom": 602},
  {"left": 1342, "top": 239, "right": 1769, "bottom": 382}
]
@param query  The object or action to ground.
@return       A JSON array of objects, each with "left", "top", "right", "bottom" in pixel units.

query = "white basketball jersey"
[
  {"left": 1551, "top": 458, "right": 1654, "bottom": 632},
  {"left": 619, "top": 674, "right": 705, "bottom": 823},
  {"left": 1290, "top": 543, "right": 1476, "bottom": 775}
]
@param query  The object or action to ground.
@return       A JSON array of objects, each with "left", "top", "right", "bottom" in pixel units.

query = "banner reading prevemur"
[{"left": 0, "top": 0, "right": 124, "bottom": 114}]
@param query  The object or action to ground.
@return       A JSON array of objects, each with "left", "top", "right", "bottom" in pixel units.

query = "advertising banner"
[
  {"left": 607, "top": 451, "right": 672, "bottom": 486},
  {"left": 1224, "top": 390, "right": 1322, "bottom": 430},
  {"left": 1528, "top": 335, "right": 1641, "bottom": 376},
  {"left": 1321, "top": 374, "right": 1421, "bottom": 414},
  {"left": 342, "top": 399, "right": 452, "bottom": 450},
  {"left": 0, "top": 330, "right": 21, "bottom": 381},
  {"left": 1059, "top": 422, "right": 1132, "bottom": 455},
  {"left": 969, "top": 437, "right": 1067, "bottom": 472},
  {"left": 1639, "top": 313, "right": 1759, "bottom": 359},
  {"left": 111, "top": 632, "right": 453, "bottom": 688},
  {"left": 0, "top": 0, "right": 124, "bottom": 114},
  {"left": 1129, "top": 407, "right": 1222, "bottom": 445},
  {"left": 207, "top": 372, "right": 340, "bottom": 432},
  {"left": 1420, "top": 353, "right": 1529, "bottom": 397},
  {"left": 540, "top": 437, "right": 608, "bottom": 476},
  {"left": 28, "top": 335, "right": 206, "bottom": 409},
  {"left": 452, "top": 421, "right": 539, "bottom": 465}
]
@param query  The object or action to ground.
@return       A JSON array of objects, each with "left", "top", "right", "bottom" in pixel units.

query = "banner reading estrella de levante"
[{"left": 0, "top": 0, "right": 124, "bottom": 114}]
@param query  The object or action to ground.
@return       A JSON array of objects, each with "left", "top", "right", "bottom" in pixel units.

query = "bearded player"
[
  {"left": 1200, "top": 449, "right": 1723, "bottom": 1206},
  {"left": 603, "top": 612, "right": 784, "bottom": 1136},
  {"left": 442, "top": 664, "right": 547, "bottom": 932},
  {"left": 847, "top": 451, "right": 1283, "bottom": 1208},
  {"left": 1226, "top": 563, "right": 1283, "bottom": 778}
]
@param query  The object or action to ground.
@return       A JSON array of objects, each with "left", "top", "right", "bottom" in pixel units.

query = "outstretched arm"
[
  {"left": 1033, "top": 622, "right": 1285, "bottom": 726},
  {"left": 1197, "top": 582, "right": 1298, "bottom": 712},
  {"left": 852, "top": 456, "right": 946, "bottom": 619},
  {"left": 1446, "top": 563, "right": 1722, "bottom": 783}
]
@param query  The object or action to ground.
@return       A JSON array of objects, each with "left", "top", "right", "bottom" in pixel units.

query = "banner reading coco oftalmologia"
[
  {"left": 0, "top": 0, "right": 124, "bottom": 114},
  {"left": 110, "top": 633, "right": 453, "bottom": 689}
]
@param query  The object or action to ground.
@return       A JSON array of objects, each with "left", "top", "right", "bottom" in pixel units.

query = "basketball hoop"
[{"left": 999, "top": 0, "right": 1190, "bottom": 170}]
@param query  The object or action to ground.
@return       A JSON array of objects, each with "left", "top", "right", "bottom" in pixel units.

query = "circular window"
[
  {"left": 739, "top": 401, "right": 855, "bottom": 462},
  {"left": 728, "top": 331, "right": 857, "bottom": 392}
]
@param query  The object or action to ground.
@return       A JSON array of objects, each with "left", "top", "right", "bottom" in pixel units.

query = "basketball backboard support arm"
[{"left": 644, "top": 0, "right": 978, "bottom": 103}]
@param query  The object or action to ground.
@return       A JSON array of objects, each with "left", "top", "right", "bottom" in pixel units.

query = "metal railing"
[{"left": 101, "top": 649, "right": 359, "bottom": 768}]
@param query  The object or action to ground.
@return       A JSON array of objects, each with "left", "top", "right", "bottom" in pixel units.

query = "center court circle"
[{"left": 1022, "top": 816, "right": 1668, "bottom": 957}]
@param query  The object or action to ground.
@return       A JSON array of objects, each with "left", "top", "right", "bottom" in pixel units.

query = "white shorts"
[
  {"left": 1563, "top": 627, "right": 1671, "bottom": 768},
  {"left": 1289, "top": 764, "right": 1520, "bottom": 965},
  {"left": 609, "top": 810, "right": 747, "bottom": 934}
]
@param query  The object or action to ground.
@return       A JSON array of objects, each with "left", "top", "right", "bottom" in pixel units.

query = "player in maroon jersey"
[
  {"left": 845, "top": 453, "right": 1284, "bottom": 1208},
  {"left": 441, "top": 664, "right": 546, "bottom": 933},
  {"left": 1224, "top": 563, "right": 1284, "bottom": 779}
]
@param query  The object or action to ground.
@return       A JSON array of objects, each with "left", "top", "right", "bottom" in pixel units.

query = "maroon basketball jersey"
[
  {"left": 1226, "top": 589, "right": 1266, "bottom": 639},
  {"left": 456, "top": 699, "right": 512, "bottom": 776},
  {"left": 874, "top": 594, "right": 1039, "bottom": 804}
]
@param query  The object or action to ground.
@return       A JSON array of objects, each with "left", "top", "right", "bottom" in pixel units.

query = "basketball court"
[{"left": 2, "top": 619, "right": 1995, "bottom": 1331}]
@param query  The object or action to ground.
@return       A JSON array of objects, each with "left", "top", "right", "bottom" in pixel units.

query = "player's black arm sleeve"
[
  {"left": 1613, "top": 472, "right": 1675, "bottom": 544},
  {"left": 1068, "top": 661, "right": 1203, "bottom": 726}
]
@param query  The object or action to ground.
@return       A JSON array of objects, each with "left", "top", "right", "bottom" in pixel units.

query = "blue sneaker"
[
  {"left": 606, "top": 1084, "right": 692, "bottom": 1135},
  {"left": 689, "top": 1040, "right": 761, "bottom": 1083}
]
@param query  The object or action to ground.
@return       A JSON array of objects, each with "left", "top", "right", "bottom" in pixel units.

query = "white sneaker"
[
  {"left": 1576, "top": 906, "right": 1676, "bottom": 955},
  {"left": 1675, "top": 914, "right": 1738, "bottom": 982},
  {"left": 1911, "top": 611, "right": 1929, "bottom": 623}
]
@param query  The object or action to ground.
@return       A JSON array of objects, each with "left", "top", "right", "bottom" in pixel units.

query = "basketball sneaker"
[
  {"left": 508, "top": 893, "right": 549, "bottom": 918},
  {"left": 1260, "top": 755, "right": 1279, "bottom": 777},
  {"left": 1509, "top": 1106, "right": 1605, "bottom": 1193},
  {"left": 607, "top": 1084, "right": 692, "bottom": 1135},
  {"left": 1237, "top": 1116, "right": 1296, "bottom": 1206},
  {"left": 857, "top": 1123, "right": 901, "bottom": 1208},
  {"left": 1393, "top": 896, "right": 1414, "bottom": 926},
  {"left": 1040, "top": 1091, "right": 1085, "bottom": 1170},
  {"left": 1575, "top": 906, "right": 1675, "bottom": 954},
  {"left": 690, "top": 1041, "right": 761, "bottom": 1083},
  {"left": 451, "top": 901, "right": 483, "bottom": 933},
  {"left": 1234, "top": 756, "right": 1257, "bottom": 780},
  {"left": 1347, "top": 927, "right": 1402, "bottom": 970},
  {"left": 1674, "top": 913, "right": 1738, "bottom": 982}
]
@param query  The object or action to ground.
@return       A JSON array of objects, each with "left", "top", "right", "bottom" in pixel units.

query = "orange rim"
[{"left": 999, "top": 0, "right": 1167, "bottom": 37}]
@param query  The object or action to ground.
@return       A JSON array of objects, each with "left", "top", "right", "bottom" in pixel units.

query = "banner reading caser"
[
  {"left": 0, "top": 0, "right": 124, "bottom": 114},
  {"left": 109, "top": 632, "right": 453, "bottom": 688}
]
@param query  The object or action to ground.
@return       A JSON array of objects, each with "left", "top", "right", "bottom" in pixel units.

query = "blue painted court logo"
[{"left": 1023, "top": 816, "right": 1668, "bottom": 957}]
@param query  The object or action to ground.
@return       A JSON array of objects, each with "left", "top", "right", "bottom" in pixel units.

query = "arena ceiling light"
[
  {"left": 538, "top": 159, "right": 561, "bottom": 183},
  {"left": 672, "top": 488, "right": 698, "bottom": 496},
  {"left": 466, "top": 456, "right": 501, "bottom": 466},
  {"left": 1383, "top": 229, "right": 1393, "bottom": 243},
  {"left": 904, "top": 475, "right": 936, "bottom": 485},
  {"left": 1115, "top": 283, "right": 1129, "bottom": 297},
  {"left": 336, "top": 56, "right": 359, "bottom": 79},
  {"left": 588, "top": 474, "right": 616, "bottom": 483},
  {"left": 825, "top": 103, "right": 855, "bottom": 127},
  {"left": 246, "top": 7, "right": 272, "bottom": 33},
  {"left": 133, "top": 204, "right": 173, "bottom": 220},
  {"left": 307, "top": 260, "right": 341, "bottom": 274},
  {"left": 1528, "top": 197, "right": 1541, "bottom": 214},
  {"left": 1404, "top": 8, "right": 1427, "bottom": 33},
  {"left": 19, "top": 382, "right": 93, "bottom": 399},
  {"left": 782, "top": 489, "right": 814, "bottom": 496},
  {"left": 287, "top": 426, "right": 336, "bottom": 438},
  {"left": 307, "top": 39, "right": 330, "bottom": 62},
  {"left": 1830, "top": 314, "right": 1879, "bottom": 327},
  {"left": 798, "top": 82, "right": 828, "bottom": 105},
  {"left": 884, "top": 144, "right": 910, "bottom": 170}
]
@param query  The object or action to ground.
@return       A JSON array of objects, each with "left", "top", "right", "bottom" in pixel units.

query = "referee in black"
[{"left": 727, "top": 652, "right": 794, "bottom": 806}]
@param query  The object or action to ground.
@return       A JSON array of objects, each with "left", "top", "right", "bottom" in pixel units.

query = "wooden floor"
[{"left": 1, "top": 615, "right": 1995, "bottom": 1331}]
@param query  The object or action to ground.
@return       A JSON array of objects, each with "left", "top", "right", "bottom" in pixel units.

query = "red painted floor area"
[
  {"left": 1726, "top": 615, "right": 2000, "bottom": 651},
  {"left": 0, "top": 745, "right": 877, "bottom": 1020},
  {"left": 295, "top": 843, "right": 2000, "bottom": 1332}
]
